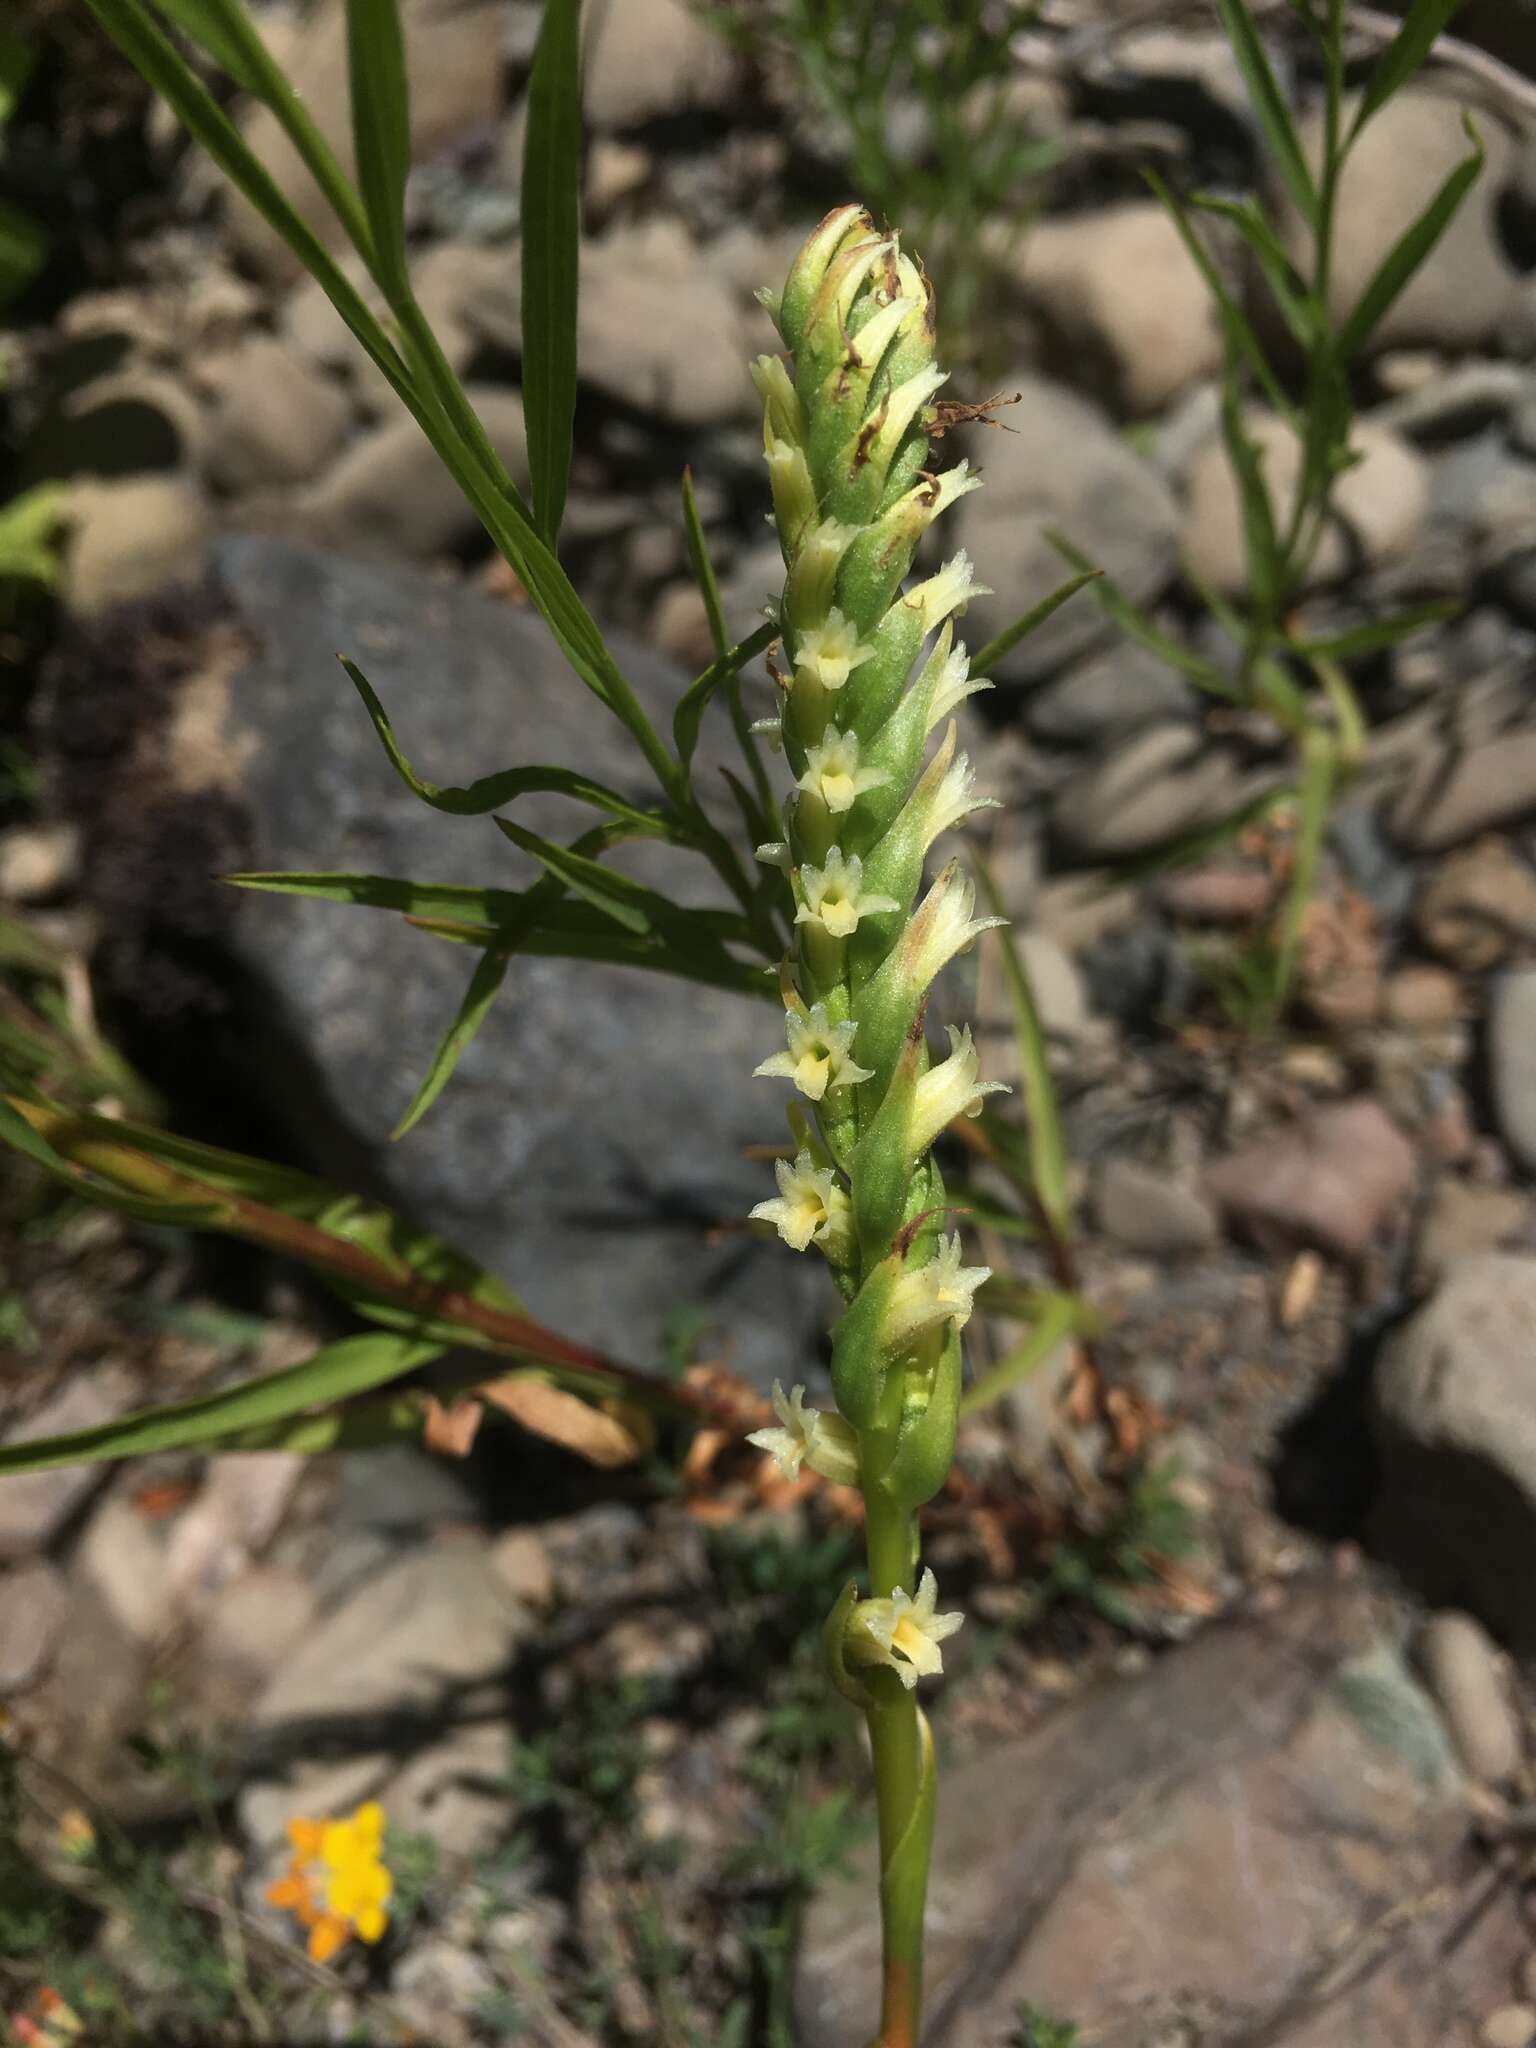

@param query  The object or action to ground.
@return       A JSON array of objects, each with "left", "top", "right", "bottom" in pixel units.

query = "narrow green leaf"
[
  {"left": 224, "top": 869, "right": 533, "bottom": 925},
  {"left": 1216, "top": 0, "right": 1318, "bottom": 228},
  {"left": 0, "top": 1095, "right": 219, "bottom": 1225},
  {"left": 408, "top": 910, "right": 775, "bottom": 1000},
  {"left": 1290, "top": 597, "right": 1459, "bottom": 663},
  {"left": 681, "top": 469, "right": 777, "bottom": 824},
  {"left": 974, "top": 861, "right": 1071, "bottom": 1245},
  {"left": 1148, "top": 170, "right": 1299, "bottom": 413},
  {"left": 672, "top": 620, "right": 778, "bottom": 773},
  {"left": 1045, "top": 533, "right": 1237, "bottom": 698},
  {"left": 86, "top": 0, "right": 408, "bottom": 390},
  {"left": 1219, "top": 385, "right": 1281, "bottom": 615},
  {"left": 960, "top": 1291, "right": 1082, "bottom": 1418},
  {"left": 1351, "top": 0, "right": 1464, "bottom": 139},
  {"left": 967, "top": 570, "right": 1100, "bottom": 679},
  {"left": 339, "top": 656, "right": 671, "bottom": 830},
  {"left": 1189, "top": 189, "right": 1312, "bottom": 347},
  {"left": 494, "top": 818, "right": 755, "bottom": 948},
  {"left": 150, "top": 0, "right": 268, "bottom": 91},
  {"left": 521, "top": 0, "right": 582, "bottom": 543},
  {"left": 0, "top": 1332, "right": 444, "bottom": 1476},
  {"left": 1337, "top": 126, "right": 1484, "bottom": 363},
  {"left": 346, "top": 0, "right": 412, "bottom": 301},
  {"left": 681, "top": 467, "right": 729, "bottom": 659},
  {"left": 1109, "top": 781, "right": 1294, "bottom": 883},
  {"left": 391, "top": 946, "right": 512, "bottom": 1138},
  {"left": 1269, "top": 729, "right": 1338, "bottom": 1017}
]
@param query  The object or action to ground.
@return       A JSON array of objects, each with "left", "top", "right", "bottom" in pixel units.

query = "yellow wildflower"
[{"left": 267, "top": 1799, "right": 394, "bottom": 1963}]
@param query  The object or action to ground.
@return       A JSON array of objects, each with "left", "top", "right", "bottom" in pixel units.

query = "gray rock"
[
  {"left": 584, "top": 0, "right": 737, "bottom": 129},
  {"left": 1486, "top": 2009, "right": 1536, "bottom": 2048},
  {"left": 798, "top": 1584, "right": 1488, "bottom": 2048},
  {"left": 1206, "top": 1098, "right": 1416, "bottom": 1261},
  {"left": 1388, "top": 728, "right": 1536, "bottom": 853},
  {"left": 1372, "top": 1254, "right": 1536, "bottom": 1650},
  {"left": 228, "top": 0, "right": 506, "bottom": 281},
  {"left": 204, "top": 536, "right": 824, "bottom": 1387},
  {"left": 1182, "top": 411, "right": 1428, "bottom": 594},
  {"left": 1015, "top": 930, "right": 1089, "bottom": 1042},
  {"left": 1016, "top": 201, "right": 1221, "bottom": 415},
  {"left": 240, "top": 1543, "right": 529, "bottom": 1849},
  {"left": 1416, "top": 839, "right": 1536, "bottom": 971},
  {"left": 955, "top": 373, "right": 1179, "bottom": 683},
  {"left": 203, "top": 336, "right": 354, "bottom": 492},
  {"left": 1416, "top": 1179, "right": 1531, "bottom": 1290},
  {"left": 0, "top": 1369, "right": 134, "bottom": 1557},
  {"left": 266, "top": 385, "right": 526, "bottom": 561},
  {"left": 1417, "top": 1610, "right": 1522, "bottom": 1782},
  {"left": 1050, "top": 721, "right": 1256, "bottom": 860},
  {"left": 1373, "top": 360, "right": 1531, "bottom": 444},
  {"left": 1094, "top": 1157, "right": 1218, "bottom": 1255},
  {"left": 1490, "top": 968, "right": 1536, "bottom": 1175},
  {"left": 1024, "top": 637, "right": 1197, "bottom": 746},
  {"left": 458, "top": 218, "right": 754, "bottom": 426},
  {"left": 63, "top": 475, "right": 210, "bottom": 615},
  {"left": 0, "top": 1560, "right": 68, "bottom": 1693},
  {"left": 1273, "top": 89, "right": 1518, "bottom": 355}
]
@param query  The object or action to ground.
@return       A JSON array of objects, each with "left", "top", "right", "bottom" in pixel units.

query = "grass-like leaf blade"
[
  {"left": 1350, "top": 0, "right": 1464, "bottom": 140},
  {"left": 1337, "top": 123, "right": 1484, "bottom": 363},
  {"left": 391, "top": 946, "right": 512, "bottom": 1138},
  {"left": 672, "top": 620, "right": 778, "bottom": 773},
  {"left": 967, "top": 569, "right": 1100, "bottom": 679},
  {"left": 1290, "top": 598, "right": 1459, "bottom": 663},
  {"left": 974, "top": 860, "right": 1072, "bottom": 1246},
  {"left": 346, "top": 0, "right": 412, "bottom": 300},
  {"left": 1216, "top": 0, "right": 1318, "bottom": 229},
  {"left": 521, "top": 0, "right": 582, "bottom": 543},
  {"left": 1046, "top": 532, "right": 1237, "bottom": 698},
  {"left": 0, "top": 1332, "right": 445, "bottom": 1476},
  {"left": 340, "top": 656, "right": 671, "bottom": 830}
]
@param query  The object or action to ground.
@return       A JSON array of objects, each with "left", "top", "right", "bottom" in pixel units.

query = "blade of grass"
[
  {"left": 967, "top": 569, "right": 1100, "bottom": 679},
  {"left": 681, "top": 468, "right": 776, "bottom": 824},
  {"left": 1337, "top": 123, "right": 1484, "bottom": 363},
  {"left": 345, "top": 0, "right": 411, "bottom": 301},
  {"left": 1216, "top": 0, "right": 1318, "bottom": 229},
  {"left": 1349, "top": 0, "right": 1464, "bottom": 140},
  {"left": 521, "top": 0, "right": 582, "bottom": 543},
  {"left": 960, "top": 1291, "right": 1081, "bottom": 1418},
  {"left": 340, "top": 656, "right": 672, "bottom": 830},
  {"left": 974, "top": 859, "right": 1071, "bottom": 1245},
  {"left": 1045, "top": 533, "right": 1237, "bottom": 698},
  {"left": 391, "top": 946, "right": 512, "bottom": 1138}
]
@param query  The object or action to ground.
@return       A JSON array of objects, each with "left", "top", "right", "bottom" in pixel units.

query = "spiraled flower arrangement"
[{"left": 743, "top": 206, "right": 1005, "bottom": 2045}]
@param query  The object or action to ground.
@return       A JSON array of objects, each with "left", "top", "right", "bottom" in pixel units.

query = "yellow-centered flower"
[
  {"left": 748, "top": 1379, "right": 861, "bottom": 1486},
  {"left": 798, "top": 729, "right": 890, "bottom": 815},
  {"left": 754, "top": 1001, "right": 874, "bottom": 1101},
  {"left": 795, "top": 848, "right": 899, "bottom": 940},
  {"left": 848, "top": 1568, "right": 964, "bottom": 1689},
  {"left": 749, "top": 1149, "right": 852, "bottom": 1253}
]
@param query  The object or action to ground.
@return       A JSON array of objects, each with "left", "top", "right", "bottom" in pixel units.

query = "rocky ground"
[{"left": 8, "top": 2, "right": 1536, "bottom": 2044}]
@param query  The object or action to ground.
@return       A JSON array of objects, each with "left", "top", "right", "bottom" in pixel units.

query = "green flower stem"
[{"left": 863, "top": 1485, "right": 928, "bottom": 2048}]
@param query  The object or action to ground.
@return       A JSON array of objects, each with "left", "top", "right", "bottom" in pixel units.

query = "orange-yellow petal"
[
  {"left": 286, "top": 1818, "right": 326, "bottom": 1860},
  {"left": 265, "top": 1872, "right": 312, "bottom": 1913},
  {"left": 307, "top": 1914, "right": 350, "bottom": 1965}
]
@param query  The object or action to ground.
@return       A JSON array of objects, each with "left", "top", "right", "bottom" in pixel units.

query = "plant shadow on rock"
[{"left": 1269, "top": 1301, "right": 1405, "bottom": 1545}]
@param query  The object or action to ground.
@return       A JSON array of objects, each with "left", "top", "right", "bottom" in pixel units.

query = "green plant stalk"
[{"left": 863, "top": 1484, "right": 925, "bottom": 2044}]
